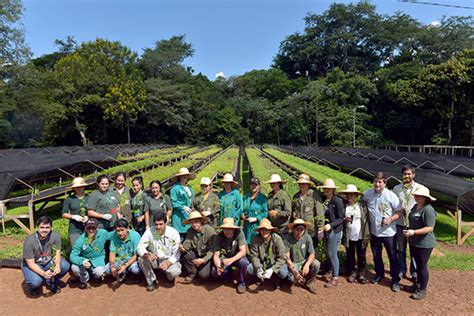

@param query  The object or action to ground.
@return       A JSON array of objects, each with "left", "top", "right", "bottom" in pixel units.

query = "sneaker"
[
  {"left": 79, "top": 282, "right": 88, "bottom": 290},
  {"left": 391, "top": 283, "right": 400, "bottom": 293},
  {"left": 398, "top": 272, "right": 406, "bottom": 280},
  {"left": 116, "top": 273, "right": 127, "bottom": 283},
  {"left": 324, "top": 278, "right": 339, "bottom": 288},
  {"left": 347, "top": 272, "right": 357, "bottom": 283},
  {"left": 371, "top": 276, "right": 383, "bottom": 284},
  {"left": 146, "top": 283, "right": 156, "bottom": 292},
  {"left": 166, "top": 277, "right": 176, "bottom": 285},
  {"left": 357, "top": 273, "right": 368, "bottom": 284},
  {"left": 410, "top": 289, "right": 427, "bottom": 300},
  {"left": 28, "top": 288, "right": 41, "bottom": 297},
  {"left": 237, "top": 283, "right": 246, "bottom": 294},
  {"left": 273, "top": 278, "right": 281, "bottom": 290},
  {"left": 181, "top": 277, "right": 194, "bottom": 284},
  {"left": 50, "top": 284, "right": 61, "bottom": 294},
  {"left": 404, "top": 283, "right": 419, "bottom": 293}
]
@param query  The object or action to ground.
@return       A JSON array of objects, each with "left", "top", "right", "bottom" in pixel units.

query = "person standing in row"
[
  {"left": 170, "top": 167, "right": 195, "bottom": 241},
  {"left": 266, "top": 174, "right": 292, "bottom": 234},
  {"left": 218, "top": 173, "right": 243, "bottom": 226},
  {"left": 87, "top": 175, "right": 120, "bottom": 231},
  {"left": 242, "top": 177, "right": 268, "bottom": 243},
  {"left": 403, "top": 186, "right": 437, "bottom": 300},
  {"left": 193, "top": 177, "right": 220, "bottom": 228},
  {"left": 113, "top": 172, "right": 133, "bottom": 223},
  {"left": 340, "top": 184, "right": 370, "bottom": 284},
  {"left": 62, "top": 177, "right": 89, "bottom": 247},
  {"left": 144, "top": 180, "right": 171, "bottom": 228},
  {"left": 130, "top": 176, "right": 147, "bottom": 235}
]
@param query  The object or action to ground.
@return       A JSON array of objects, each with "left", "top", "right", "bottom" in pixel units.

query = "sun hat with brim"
[
  {"left": 339, "top": 184, "right": 363, "bottom": 195},
  {"left": 71, "top": 177, "right": 88, "bottom": 188},
  {"left": 218, "top": 217, "right": 242, "bottom": 229},
  {"left": 183, "top": 211, "right": 207, "bottom": 225},
  {"left": 411, "top": 185, "right": 436, "bottom": 201},
  {"left": 253, "top": 218, "right": 278, "bottom": 232},
  {"left": 317, "top": 178, "right": 338, "bottom": 189},
  {"left": 297, "top": 174, "right": 312, "bottom": 184},
  {"left": 288, "top": 218, "right": 311, "bottom": 231},
  {"left": 220, "top": 173, "right": 239, "bottom": 185},
  {"left": 85, "top": 218, "right": 99, "bottom": 229},
  {"left": 173, "top": 167, "right": 196, "bottom": 180},
  {"left": 265, "top": 174, "right": 288, "bottom": 184},
  {"left": 200, "top": 177, "right": 212, "bottom": 186}
]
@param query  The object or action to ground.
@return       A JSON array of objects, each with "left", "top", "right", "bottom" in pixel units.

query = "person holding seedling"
[
  {"left": 144, "top": 180, "right": 171, "bottom": 228},
  {"left": 211, "top": 217, "right": 248, "bottom": 294},
  {"left": 403, "top": 185, "right": 437, "bottom": 300},
  {"left": 340, "top": 184, "right": 370, "bottom": 284},
  {"left": 248, "top": 218, "right": 286, "bottom": 289},
  {"left": 193, "top": 177, "right": 220, "bottom": 228},
  {"left": 218, "top": 173, "right": 243, "bottom": 226},
  {"left": 170, "top": 167, "right": 196, "bottom": 241},
  {"left": 62, "top": 177, "right": 90, "bottom": 247},
  {"left": 113, "top": 172, "right": 133, "bottom": 223},
  {"left": 393, "top": 165, "right": 421, "bottom": 281},
  {"left": 180, "top": 211, "right": 216, "bottom": 284},
  {"left": 363, "top": 172, "right": 403, "bottom": 292},
  {"left": 70, "top": 218, "right": 109, "bottom": 289},
  {"left": 88, "top": 174, "right": 121, "bottom": 231},
  {"left": 266, "top": 174, "right": 292, "bottom": 234},
  {"left": 280, "top": 219, "right": 320, "bottom": 294},
  {"left": 22, "top": 216, "right": 70, "bottom": 296},
  {"left": 242, "top": 177, "right": 268, "bottom": 243},
  {"left": 130, "top": 176, "right": 148, "bottom": 235},
  {"left": 106, "top": 218, "right": 141, "bottom": 283},
  {"left": 137, "top": 212, "right": 182, "bottom": 291}
]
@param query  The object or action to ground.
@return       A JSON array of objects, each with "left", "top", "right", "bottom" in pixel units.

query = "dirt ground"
[{"left": 1, "top": 268, "right": 473, "bottom": 315}]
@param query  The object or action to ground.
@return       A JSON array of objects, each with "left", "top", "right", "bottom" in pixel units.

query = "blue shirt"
[{"left": 363, "top": 188, "right": 402, "bottom": 237}]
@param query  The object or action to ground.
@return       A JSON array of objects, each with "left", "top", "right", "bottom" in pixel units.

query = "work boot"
[
  {"left": 116, "top": 273, "right": 127, "bottom": 283},
  {"left": 28, "top": 288, "right": 41, "bottom": 297},
  {"left": 273, "top": 277, "right": 281, "bottom": 289},
  {"left": 324, "top": 277, "right": 339, "bottom": 288},
  {"left": 181, "top": 276, "right": 194, "bottom": 284},
  {"left": 347, "top": 272, "right": 357, "bottom": 283},
  {"left": 305, "top": 278, "right": 317, "bottom": 294},
  {"left": 79, "top": 282, "right": 88, "bottom": 290},
  {"left": 411, "top": 289, "right": 427, "bottom": 300},
  {"left": 391, "top": 283, "right": 400, "bottom": 293},
  {"left": 357, "top": 273, "right": 368, "bottom": 284},
  {"left": 323, "top": 272, "right": 332, "bottom": 282},
  {"left": 404, "top": 283, "right": 420, "bottom": 293}
]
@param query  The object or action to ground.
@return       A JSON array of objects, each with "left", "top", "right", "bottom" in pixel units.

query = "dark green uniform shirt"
[
  {"left": 267, "top": 189, "right": 292, "bottom": 233},
  {"left": 193, "top": 191, "right": 220, "bottom": 228},
  {"left": 182, "top": 225, "right": 217, "bottom": 263},
  {"left": 88, "top": 189, "right": 120, "bottom": 229},
  {"left": 62, "top": 194, "right": 88, "bottom": 235},
  {"left": 292, "top": 189, "right": 324, "bottom": 237},
  {"left": 213, "top": 230, "right": 246, "bottom": 258},
  {"left": 144, "top": 194, "right": 171, "bottom": 220},
  {"left": 408, "top": 204, "right": 437, "bottom": 249},
  {"left": 249, "top": 233, "right": 286, "bottom": 272},
  {"left": 113, "top": 186, "right": 133, "bottom": 222},
  {"left": 284, "top": 232, "right": 315, "bottom": 265}
]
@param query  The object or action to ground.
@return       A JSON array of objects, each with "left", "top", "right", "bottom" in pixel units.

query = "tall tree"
[{"left": 0, "top": 0, "right": 30, "bottom": 65}]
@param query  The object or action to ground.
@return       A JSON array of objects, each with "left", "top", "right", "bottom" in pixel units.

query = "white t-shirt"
[{"left": 345, "top": 204, "right": 362, "bottom": 241}]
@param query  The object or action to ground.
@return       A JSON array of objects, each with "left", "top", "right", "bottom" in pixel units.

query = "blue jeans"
[
  {"left": 22, "top": 258, "right": 70, "bottom": 290},
  {"left": 396, "top": 225, "right": 417, "bottom": 279},
  {"left": 371, "top": 234, "right": 400, "bottom": 284},
  {"left": 105, "top": 261, "right": 141, "bottom": 275},
  {"left": 71, "top": 264, "right": 106, "bottom": 283},
  {"left": 211, "top": 256, "right": 248, "bottom": 285},
  {"left": 324, "top": 230, "right": 343, "bottom": 277}
]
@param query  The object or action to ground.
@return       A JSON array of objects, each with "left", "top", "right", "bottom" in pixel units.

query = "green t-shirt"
[
  {"left": 213, "top": 230, "right": 246, "bottom": 258},
  {"left": 109, "top": 230, "right": 140, "bottom": 262},
  {"left": 144, "top": 194, "right": 171, "bottom": 220},
  {"left": 88, "top": 189, "right": 120, "bottom": 229},
  {"left": 408, "top": 204, "right": 436, "bottom": 248},
  {"left": 62, "top": 194, "right": 88, "bottom": 234},
  {"left": 284, "top": 232, "right": 315, "bottom": 265}
]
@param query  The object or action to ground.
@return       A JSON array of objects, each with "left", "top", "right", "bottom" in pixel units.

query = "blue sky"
[{"left": 22, "top": 0, "right": 473, "bottom": 79}]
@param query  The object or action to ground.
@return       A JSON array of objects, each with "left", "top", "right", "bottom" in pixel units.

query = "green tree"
[{"left": 0, "top": 0, "right": 30, "bottom": 64}]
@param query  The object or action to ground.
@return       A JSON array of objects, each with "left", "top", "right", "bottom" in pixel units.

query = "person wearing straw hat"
[
  {"left": 180, "top": 211, "right": 217, "bottom": 284},
  {"left": 363, "top": 172, "right": 403, "bottom": 293},
  {"left": 248, "top": 218, "right": 286, "bottom": 288},
  {"left": 340, "top": 184, "right": 370, "bottom": 284},
  {"left": 317, "top": 178, "right": 344, "bottom": 288},
  {"left": 211, "top": 217, "right": 248, "bottom": 294},
  {"left": 279, "top": 219, "right": 320, "bottom": 294},
  {"left": 193, "top": 177, "right": 220, "bottom": 228},
  {"left": 242, "top": 177, "right": 268, "bottom": 243},
  {"left": 87, "top": 174, "right": 121, "bottom": 231},
  {"left": 291, "top": 174, "right": 324, "bottom": 248},
  {"left": 218, "top": 173, "right": 243, "bottom": 226},
  {"left": 170, "top": 167, "right": 196, "bottom": 241},
  {"left": 402, "top": 185, "right": 437, "bottom": 300},
  {"left": 266, "top": 174, "right": 292, "bottom": 234},
  {"left": 144, "top": 180, "right": 171, "bottom": 228},
  {"left": 62, "top": 177, "right": 90, "bottom": 247}
]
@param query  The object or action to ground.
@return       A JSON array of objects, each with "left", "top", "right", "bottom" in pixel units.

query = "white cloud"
[
  {"left": 215, "top": 72, "right": 225, "bottom": 79},
  {"left": 430, "top": 21, "right": 441, "bottom": 27}
]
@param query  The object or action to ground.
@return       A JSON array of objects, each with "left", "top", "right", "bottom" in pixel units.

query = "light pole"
[{"left": 353, "top": 105, "right": 365, "bottom": 148}]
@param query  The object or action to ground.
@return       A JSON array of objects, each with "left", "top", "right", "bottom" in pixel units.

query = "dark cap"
[
  {"left": 85, "top": 218, "right": 99, "bottom": 229},
  {"left": 250, "top": 177, "right": 260, "bottom": 185}
]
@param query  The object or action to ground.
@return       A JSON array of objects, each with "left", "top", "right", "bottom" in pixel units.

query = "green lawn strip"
[
  {"left": 245, "top": 147, "right": 299, "bottom": 197},
  {"left": 187, "top": 148, "right": 240, "bottom": 192},
  {"left": 188, "top": 145, "right": 221, "bottom": 159},
  {"left": 434, "top": 208, "right": 474, "bottom": 245},
  {"left": 264, "top": 147, "right": 372, "bottom": 191},
  {"left": 117, "top": 145, "right": 186, "bottom": 160}
]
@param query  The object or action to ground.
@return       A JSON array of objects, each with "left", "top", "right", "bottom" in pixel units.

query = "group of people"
[{"left": 22, "top": 165, "right": 437, "bottom": 300}]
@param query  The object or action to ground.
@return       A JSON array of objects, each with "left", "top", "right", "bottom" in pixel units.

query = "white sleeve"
[
  {"left": 167, "top": 229, "right": 181, "bottom": 264},
  {"left": 137, "top": 229, "right": 152, "bottom": 257}
]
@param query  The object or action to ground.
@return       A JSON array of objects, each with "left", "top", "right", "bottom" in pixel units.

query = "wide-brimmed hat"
[
  {"left": 174, "top": 167, "right": 196, "bottom": 180},
  {"left": 253, "top": 218, "right": 278, "bottom": 232},
  {"left": 218, "top": 217, "right": 242, "bottom": 229},
  {"left": 288, "top": 218, "right": 311, "bottom": 231},
  {"left": 220, "top": 173, "right": 238, "bottom": 185},
  {"left": 183, "top": 211, "right": 206, "bottom": 225},
  {"left": 411, "top": 185, "right": 436, "bottom": 201},
  {"left": 71, "top": 177, "right": 88, "bottom": 188},
  {"left": 85, "top": 218, "right": 99, "bottom": 229},
  {"left": 265, "top": 174, "right": 287, "bottom": 184},
  {"left": 339, "top": 184, "right": 363, "bottom": 195},
  {"left": 200, "top": 177, "right": 212, "bottom": 186},
  {"left": 297, "top": 174, "right": 312, "bottom": 184},
  {"left": 317, "top": 178, "right": 338, "bottom": 189}
]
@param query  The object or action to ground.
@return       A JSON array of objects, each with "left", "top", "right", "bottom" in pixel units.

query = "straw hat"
[
  {"left": 288, "top": 218, "right": 311, "bottom": 231},
  {"left": 174, "top": 167, "right": 196, "bottom": 180},
  {"left": 183, "top": 211, "right": 206, "bottom": 225},
  {"left": 218, "top": 217, "right": 242, "bottom": 229},
  {"left": 71, "top": 177, "right": 88, "bottom": 188},
  {"left": 411, "top": 185, "right": 436, "bottom": 201},
  {"left": 220, "top": 173, "right": 238, "bottom": 185},
  {"left": 339, "top": 184, "right": 363, "bottom": 195},
  {"left": 265, "top": 174, "right": 288, "bottom": 184},
  {"left": 253, "top": 218, "right": 278, "bottom": 232},
  {"left": 317, "top": 178, "right": 338, "bottom": 189},
  {"left": 200, "top": 177, "right": 212, "bottom": 186},
  {"left": 297, "top": 174, "right": 312, "bottom": 184}
]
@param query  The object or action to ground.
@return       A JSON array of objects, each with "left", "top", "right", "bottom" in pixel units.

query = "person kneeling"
[
  {"left": 106, "top": 218, "right": 141, "bottom": 283},
  {"left": 211, "top": 218, "right": 248, "bottom": 294},
  {"left": 281, "top": 219, "right": 320, "bottom": 294},
  {"left": 248, "top": 218, "right": 286, "bottom": 289},
  {"left": 180, "top": 211, "right": 216, "bottom": 284},
  {"left": 22, "top": 216, "right": 70, "bottom": 296},
  {"left": 70, "top": 218, "right": 108, "bottom": 289},
  {"left": 137, "top": 212, "right": 181, "bottom": 292}
]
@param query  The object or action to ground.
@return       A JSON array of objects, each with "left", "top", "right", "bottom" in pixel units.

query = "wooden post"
[
  {"left": 28, "top": 200, "right": 35, "bottom": 231},
  {"left": 457, "top": 209, "right": 462, "bottom": 245},
  {"left": 0, "top": 201, "right": 5, "bottom": 234}
]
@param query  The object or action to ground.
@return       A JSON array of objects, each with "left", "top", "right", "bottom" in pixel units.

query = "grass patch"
[
  {"left": 434, "top": 208, "right": 474, "bottom": 245},
  {"left": 429, "top": 250, "right": 474, "bottom": 270}
]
